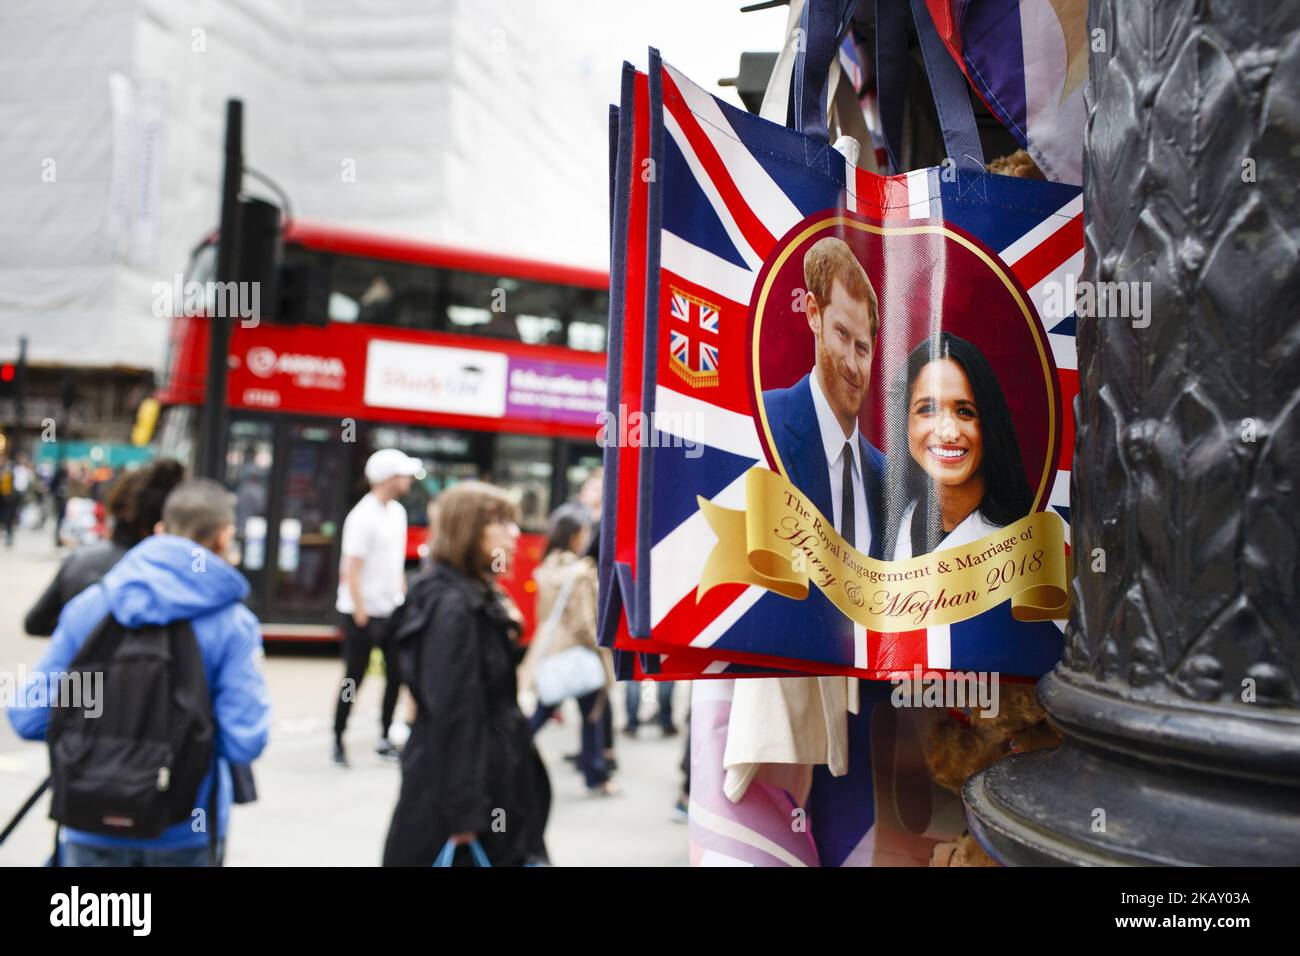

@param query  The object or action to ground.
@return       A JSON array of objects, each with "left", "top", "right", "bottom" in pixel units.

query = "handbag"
[
  {"left": 433, "top": 838, "right": 491, "bottom": 868},
  {"left": 533, "top": 565, "right": 606, "bottom": 707}
]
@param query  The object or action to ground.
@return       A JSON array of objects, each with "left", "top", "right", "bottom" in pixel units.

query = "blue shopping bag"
[{"left": 432, "top": 838, "right": 492, "bottom": 868}]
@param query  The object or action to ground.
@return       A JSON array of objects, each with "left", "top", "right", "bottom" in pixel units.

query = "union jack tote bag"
[
  {"left": 602, "top": 62, "right": 788, "bottom": 681},
  {"left": 605, "top": 0, "right": 1083, "bottom": 683}
]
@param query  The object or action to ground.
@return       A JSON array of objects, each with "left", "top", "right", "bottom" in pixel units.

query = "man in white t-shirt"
[{"left": 332, "top": 448, "right": 422, "bottom": 767}]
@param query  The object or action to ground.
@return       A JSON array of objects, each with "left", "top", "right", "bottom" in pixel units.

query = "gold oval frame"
[{"left": 750, "top": 215, "right": 1058, "bottom": 516}]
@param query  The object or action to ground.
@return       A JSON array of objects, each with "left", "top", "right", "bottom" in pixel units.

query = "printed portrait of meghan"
[{"left": 883, "top": 332, "right": 1034, "bottom": 561}]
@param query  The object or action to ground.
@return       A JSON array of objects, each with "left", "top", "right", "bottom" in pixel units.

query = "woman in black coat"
[{"left": 383, "top": 480, "right": 550, "bottom": 867}]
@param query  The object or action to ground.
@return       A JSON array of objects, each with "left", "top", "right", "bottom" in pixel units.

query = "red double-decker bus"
[{"left": 154, "top": 221, "right": 608, "bottom": 641}]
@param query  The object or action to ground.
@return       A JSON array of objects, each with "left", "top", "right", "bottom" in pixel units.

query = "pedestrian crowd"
[
  {"left": 0, "top": 453, "right": 141, "bottom": 550},
  {"left": 3, "top": 449, "right": 687, "bottom": 867}
]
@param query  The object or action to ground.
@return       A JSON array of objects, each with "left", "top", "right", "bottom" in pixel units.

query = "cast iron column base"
[{"left": 963, "top": 670, "right": 1300, "bottom": 866}]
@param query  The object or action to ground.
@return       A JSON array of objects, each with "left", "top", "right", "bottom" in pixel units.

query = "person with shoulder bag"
[
  {"left": 518, "top": 504, "right": 616, "bottom": 796},
  {"left": 382, "top": 481, "right": 550, "bottom": 867}
]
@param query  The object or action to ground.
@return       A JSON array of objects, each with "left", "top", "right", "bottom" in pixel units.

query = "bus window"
[
  {"left": 332, "top": 256, "right": 436, "bottom": 329},
  {"left": 504, "top": 277, "right": 565, "bottom": 346},
  {"left": 323, "top": 252, "right": 607, "bottom": 350},
  {"left": 274, "top": 421, "right": 348, "bottom": 614},
  {"left": 155, "top": 405, "right": 198, "bottom": 474},
  {"left": 281, "top": 244, "right": 341, "bottom": 323},
  {"left": 564, "top": 443, "right": 603, "bottom": 502},
  {"left": 223, "top": 419, "right": 274, "bottom": 573},
  {"left": 491, "top": 433, "right": 553, "bottom": 532},
  {"left": 444, "top": 271, "right": 523, "bottom": 341},
  {"left": 568, "top": 288, "right": 609, "bottom": 352},
  {"left": 362, "top": 424, "right": 490, "bottom": 528},
  {"left": 442, "top": 272, "right": 580, "bottom": 348}
]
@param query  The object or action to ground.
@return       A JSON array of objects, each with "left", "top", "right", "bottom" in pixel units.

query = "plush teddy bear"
[
  {"left": 925, "top": 681, "right": 1061, "bottom": 866},
  {"left": 932, "top": 831, "right": 1000, "bottom": 867},
  {"left": 985, "top": 147, "right": 1046, "bottom": 180}
]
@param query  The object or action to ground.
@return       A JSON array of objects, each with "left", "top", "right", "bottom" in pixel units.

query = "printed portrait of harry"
[{"left": 762, "top": 236, "right": 885, "bottom": 559}]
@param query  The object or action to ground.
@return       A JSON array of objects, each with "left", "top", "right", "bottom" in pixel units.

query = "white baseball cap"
[{"left": 365, "top": 448, "right": 423, "bottom": 485}]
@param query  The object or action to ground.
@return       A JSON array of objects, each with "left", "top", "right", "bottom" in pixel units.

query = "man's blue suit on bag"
[
  {"left": 727, "top": 372, "right": 886, "bottom": 666},
  {"left": 762, "top": 372, "right": 886, "bottom": 558}
]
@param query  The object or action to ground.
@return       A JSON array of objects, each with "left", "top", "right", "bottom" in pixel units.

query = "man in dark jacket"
[
  {"left": 23, "top": 538, "right": 126, "bottom": 636},
  {"left": 759, "top": 236, "right": 886, "bottom": 556}
]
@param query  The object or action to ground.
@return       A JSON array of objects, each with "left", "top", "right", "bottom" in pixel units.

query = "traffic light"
[
  {"left": 235, "top": 197, "right": 282, "bottom": 324},
  {"left": 1, "top": 349, "right": 27, "bottom": 435},
  {"left": 231, "top": 194, "right": 329, "bottom": 326}
]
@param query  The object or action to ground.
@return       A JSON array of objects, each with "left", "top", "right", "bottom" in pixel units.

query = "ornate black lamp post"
[{"left": 963, "top": 0, "right": 1300, "bottom": 865}]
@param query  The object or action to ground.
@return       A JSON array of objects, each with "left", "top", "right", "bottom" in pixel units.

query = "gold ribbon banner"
[{"left": 697, "top": 467, "right": 1068, "bottom": 630}]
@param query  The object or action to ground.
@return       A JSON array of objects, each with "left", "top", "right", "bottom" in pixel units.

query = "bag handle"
[
  {"left": 433, "top": 839, "right": 454, "bottom": 867},
  {"left": 790, "top": 0, "right": 859, "bottom": 139},
  {"left": 758, "top": 0, "right": 806, "bottom": 123},
  {"left": 875, "top": 0, "right": 985, "bottom": 173},
  {"left": 208, "top": 763, "right": 220, "bottom": 865},
  {"left": 0, "top": 777, "right": 49, "bottom": 847},
  {"left": 433, "top": 837, "right": 493, "bottom": 867},
  {"left": 468, "top": 839, "right": 491, "bottom": 867}
]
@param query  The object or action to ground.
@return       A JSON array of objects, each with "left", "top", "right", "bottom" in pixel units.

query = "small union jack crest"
[{"left": 668, "top": 287, "right": 720, "bottom": 388}]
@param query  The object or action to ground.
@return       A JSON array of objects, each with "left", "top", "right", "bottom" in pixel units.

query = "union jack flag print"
[
  {"left": 603, "top": 52, "right": 1082, "bottom": 683},
  {"left": 668, "top": 288, "right": 720, "bottom": 388}
]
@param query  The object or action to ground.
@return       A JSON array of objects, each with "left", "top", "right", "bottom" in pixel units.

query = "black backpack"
[{"left": 45, "top": 614, "right": 215, "bottom": 840}]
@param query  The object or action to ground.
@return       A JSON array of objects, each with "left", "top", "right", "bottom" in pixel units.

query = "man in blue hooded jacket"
[{"left": 8, "top": 478, "right": 271, "bottom": 866}]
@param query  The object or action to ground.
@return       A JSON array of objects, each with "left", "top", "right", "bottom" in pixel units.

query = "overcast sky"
[
  {"left": 575, "top": 0, "right": 790, "bottom": 109},
  {"left": 506, "top": 0, "right": 793, "bottom": 267}
]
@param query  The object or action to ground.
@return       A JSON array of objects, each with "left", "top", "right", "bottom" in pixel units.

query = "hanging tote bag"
[
  {"left": 602, "top": 61, "right": 792, "bottom": 683},
  {"left": 608, "top": 0, "right": 1082, "bottom": 682}
]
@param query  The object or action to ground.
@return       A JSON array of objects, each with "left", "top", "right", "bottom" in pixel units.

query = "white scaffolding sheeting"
[{"left": 0, "top": 0, "right": 612, "bottom": 370}]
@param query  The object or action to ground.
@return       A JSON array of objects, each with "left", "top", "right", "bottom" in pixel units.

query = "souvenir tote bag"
[
  {"left": 618, "top": 0, "right": 1083, "bottom": 682},
  {"left": 603, "top": 63, "right": 791, "bottom": 681}
]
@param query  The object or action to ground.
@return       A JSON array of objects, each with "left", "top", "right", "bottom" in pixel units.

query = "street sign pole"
[
  {"left": 197, "top": 99, "right": 244, "bottom": 480},
  {"left": 14, "top": 337, "right": 26, "bottom": 456}
]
